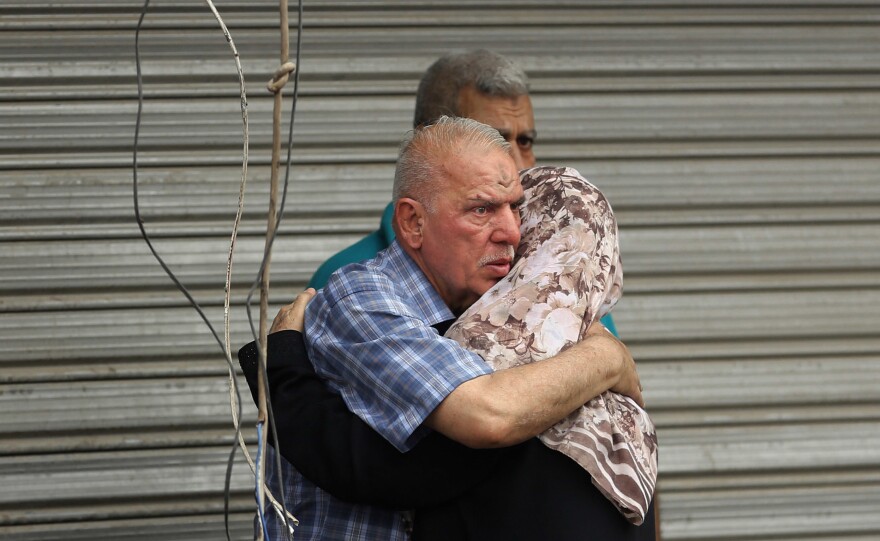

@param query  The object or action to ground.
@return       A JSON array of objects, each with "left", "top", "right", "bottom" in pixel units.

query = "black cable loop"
[{"left": 133, "top": 2, "right": 305, "bottom": 539}]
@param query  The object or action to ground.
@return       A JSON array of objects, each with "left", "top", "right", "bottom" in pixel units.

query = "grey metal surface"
[{"left": 1, "top": 1, "right": 879, "bottom": 539}]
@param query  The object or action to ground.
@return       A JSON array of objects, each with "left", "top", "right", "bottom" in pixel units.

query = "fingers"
[
  {"left": 590, "top": 328, "right": 645, "bottom": 408},
  {"left": 611, "top": 356, "right": 642, "bottom": 407},
  {"left": 630, "top": 379, "right": 645, "bottom": 408},
  {"left": 270, "top": 288, "right": 317, "bottom": 333},
  {"left": 289, "top": 287, "right": 317, "bottom": 326},
  {"left": 623, "top": 357, "right": 644, "bottom": 407}
]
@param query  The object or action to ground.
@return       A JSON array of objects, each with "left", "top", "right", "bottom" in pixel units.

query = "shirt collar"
[{"left": 380, "top": 241, "right": 455, "bottom": 327}]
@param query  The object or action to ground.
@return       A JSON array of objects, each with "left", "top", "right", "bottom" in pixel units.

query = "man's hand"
[
  {"left": 585, "top": 321, "right": 643, "bottom": 407},
  {"left": 270, "top": 288, "right": 317, "bottom": 333}
]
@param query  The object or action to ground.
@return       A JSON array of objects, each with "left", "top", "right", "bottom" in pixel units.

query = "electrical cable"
[
  {"left": 199, "top": 2, "right": 255, "bottom": 538},
  {"left": 133, "top": 1, "right": 303, "bottom": 539},
  {"left": 133, "top": 4, "right": 245, "bottom": 540},
  {"left": 255, "top": 422, "right": 272, "bottom": 537}
]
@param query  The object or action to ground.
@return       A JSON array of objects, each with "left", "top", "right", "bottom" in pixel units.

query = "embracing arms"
[
  {"left": 241, "top": 289, "right": 643, "bottom": 505},
  {"left": 426, "top": 322, "right": 643, "bottom": 448},
  {"left": 238, "top": 291, "right": 510, "bottom": 508}
]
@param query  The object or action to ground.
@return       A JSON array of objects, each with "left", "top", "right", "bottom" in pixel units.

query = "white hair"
[{"left": 392, "top": 116, "right": 512, "bottom": 211}]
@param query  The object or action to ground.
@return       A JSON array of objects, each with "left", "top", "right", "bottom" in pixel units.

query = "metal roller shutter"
[{"left": 1, "top": 1, "right": 878, "bottom": 539}]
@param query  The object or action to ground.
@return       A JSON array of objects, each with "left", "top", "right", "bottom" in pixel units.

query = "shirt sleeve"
[
  {"left": 237, "top": 330, "right": 512, "bottom": 509},
  {"left": 307, "top": 285, "right": 492, "bottom": 452}
]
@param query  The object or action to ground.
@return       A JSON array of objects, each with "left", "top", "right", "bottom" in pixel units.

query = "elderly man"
[
  {"left": 308, "top": 50, "right": 536, "bottom": 282},
  {"left": 242, "top": 117, "right": 654, "bottom": 540},
  {"left": 305, "top": 50, "right": 622, "bottom": 332}
]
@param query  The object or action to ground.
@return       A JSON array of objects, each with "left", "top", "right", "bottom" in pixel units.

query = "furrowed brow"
[{"left": 468, "top": 196, "right": 499, "bottom": 206}]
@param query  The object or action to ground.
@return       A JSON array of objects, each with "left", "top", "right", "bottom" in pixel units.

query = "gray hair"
[
  {"left": 413, "top": 49, "right": 530, "bottom": 128},
  {"left": 392, "top": 116, "right": 512, "bottom": 211}
]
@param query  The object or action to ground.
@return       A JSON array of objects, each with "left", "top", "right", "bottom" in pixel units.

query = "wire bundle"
[{"left": 133, "top": 1, "right": 304, "bottom": 539}]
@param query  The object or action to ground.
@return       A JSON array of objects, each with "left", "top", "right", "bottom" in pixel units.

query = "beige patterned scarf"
[{"left": 445, "top": 166, "right": 658, "bottom": 524}]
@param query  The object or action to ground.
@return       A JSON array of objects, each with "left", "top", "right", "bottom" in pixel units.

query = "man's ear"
[{"left": 395, "top": 198, "right": 425, "bottom": 250}]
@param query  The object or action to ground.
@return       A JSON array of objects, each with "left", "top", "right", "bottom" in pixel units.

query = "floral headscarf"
[{"left": 446, "top": 166, "right": 658, "bottom": 524}]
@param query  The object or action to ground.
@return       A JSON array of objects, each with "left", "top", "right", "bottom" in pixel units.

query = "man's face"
[
  {"left": 458, "top": 86, "right": 537, "bottom": 170},
  {"left": 418, "top": 147, "right": 524, "bottom": 314}
]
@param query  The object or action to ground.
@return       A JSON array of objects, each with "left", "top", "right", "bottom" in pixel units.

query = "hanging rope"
[
  {"left": 245, "top": 0, "right": 305, "bottom": 536},
  {"left": 254, "top": 1, "right": 295, "bottom": 539}
]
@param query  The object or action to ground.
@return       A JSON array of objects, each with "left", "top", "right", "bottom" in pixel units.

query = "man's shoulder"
[
  {"left": 307, "top": 203, "right": 396, "bottom": 289},
  {"left": 309, "top": 243, "right": 453, "bottom": 333},
  {"left": 310, "top": 246, "right": 408, "bottom": 318},
  {"left": 322, "top": 256, "right": 398, "bottom": 301}
]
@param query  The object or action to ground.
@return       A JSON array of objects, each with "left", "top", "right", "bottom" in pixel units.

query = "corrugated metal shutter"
[{"left": 2, "top": 1, "right": 879, "bottom": 539}]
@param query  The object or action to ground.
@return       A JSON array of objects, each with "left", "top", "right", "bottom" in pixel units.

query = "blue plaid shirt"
[
  {"left": 262, "top": 241, "right": 492, "bottom": 540},
  {"left": 306, "top": 241, "right": 492, "bottom": 451}
]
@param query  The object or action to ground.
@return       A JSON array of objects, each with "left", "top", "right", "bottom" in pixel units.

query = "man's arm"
[
  {"left": 238, "top": 292, "right": 509, "bottom": 508},
  {"left": 306, "top": 250, "right": 644, "bottom": 453},
  {"left": 306, "top": 274, "right": 643, "bottom": 452},
  {"left": 426, "top": 323, "right": 643, "bottom": 448}
]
